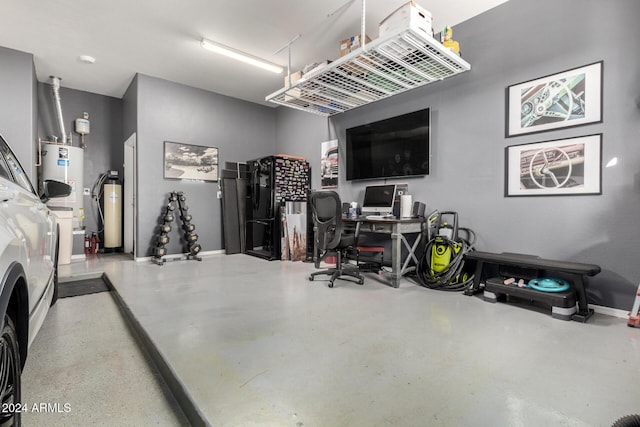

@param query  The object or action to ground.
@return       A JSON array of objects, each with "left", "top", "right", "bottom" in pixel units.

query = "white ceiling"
[{"left": 0, "top": 0, "right": 508, "bottom": 107}]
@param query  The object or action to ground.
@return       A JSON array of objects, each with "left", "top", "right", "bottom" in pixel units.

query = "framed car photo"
[
  {"left": 505, "top": 134, "right": 602, "bottom": 197},
  {"left": 320, "top": 139, "right": 338, "bottom": 189},
  {"left": 506, "top": 61, "right": 603, "bottom": 137}
]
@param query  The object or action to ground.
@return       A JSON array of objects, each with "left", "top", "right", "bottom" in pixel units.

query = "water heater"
[{"left": 41, "top": 142, "right": 84, "bottom": 228}]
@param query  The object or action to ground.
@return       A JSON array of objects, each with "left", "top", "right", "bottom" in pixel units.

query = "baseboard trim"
[
  {"left": 591, "top": 304, "right": 629, "bottom": 319},
  {"left": 135, "top": 249, "right": 225, "bottom": 263}
]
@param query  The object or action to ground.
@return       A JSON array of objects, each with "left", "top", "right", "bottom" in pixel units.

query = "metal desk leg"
[
  {"left": 390, "top": 230, "right": 402, "bottom": 288},
  {"left": 313, "top": 224, "right": 320, "bottom": 268},
  {"left": 400, "top": 233, "right": 421, "bottom": 275}
]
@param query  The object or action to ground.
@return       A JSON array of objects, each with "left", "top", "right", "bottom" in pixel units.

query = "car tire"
[
  {"left": 0, "top": 314, "right": 22, "bottom": 427},
  {"left": 50, "top": 225, "right": 60, "bottom": 307}
]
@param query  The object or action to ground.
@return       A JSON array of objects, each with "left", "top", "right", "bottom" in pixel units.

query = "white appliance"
[{"left": 41, "top": 143, "right": 84, "bottom": 229}]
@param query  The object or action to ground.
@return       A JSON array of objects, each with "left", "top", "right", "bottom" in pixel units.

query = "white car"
[{"left": 0, "top": 133, "right": 70, "bottom": 425}]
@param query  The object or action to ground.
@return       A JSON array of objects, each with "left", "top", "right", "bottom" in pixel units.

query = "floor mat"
[{"left": 59, "top": 277, "right": 110, "bottom": 298}]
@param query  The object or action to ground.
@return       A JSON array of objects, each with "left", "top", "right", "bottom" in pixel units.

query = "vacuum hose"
[{"left": 415, "top": 227, "right": 476, "bottom": 292}]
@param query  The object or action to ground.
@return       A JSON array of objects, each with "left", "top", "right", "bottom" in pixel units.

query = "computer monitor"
[{"left": 362, "top": 184, "right": 397, "bottom": 214}]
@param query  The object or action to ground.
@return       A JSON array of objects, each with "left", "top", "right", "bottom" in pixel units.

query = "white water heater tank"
[{"left": 41, "top": 143, "right": 84, "bottom": 228}]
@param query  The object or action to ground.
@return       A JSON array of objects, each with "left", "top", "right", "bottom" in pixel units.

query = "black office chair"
[{"left": 308, "top": 191, "right": 364, "bottom": 287}]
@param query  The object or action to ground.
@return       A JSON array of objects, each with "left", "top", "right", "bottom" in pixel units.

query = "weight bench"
[{"left": 464, "top": 251, "right": 601, "bottom": 322}]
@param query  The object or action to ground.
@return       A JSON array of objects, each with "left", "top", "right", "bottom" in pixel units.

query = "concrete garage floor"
[
  {"left": 21, "top": 291, "right": 189, "bottom": 426},
  {"left": 25, "top": 253, "right": 640, "bottom": 426}
]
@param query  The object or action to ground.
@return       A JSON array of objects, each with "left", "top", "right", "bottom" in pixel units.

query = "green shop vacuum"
[{"left": 416, "top": 211, "right": 476, "bottom": 291}]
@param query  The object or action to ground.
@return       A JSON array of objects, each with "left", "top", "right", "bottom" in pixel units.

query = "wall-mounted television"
[{"left": 345, "top": 108, "right": 431, "bottom": 181}]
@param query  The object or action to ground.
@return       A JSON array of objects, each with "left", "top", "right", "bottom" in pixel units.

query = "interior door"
[{"left": 123, "top": 133, "right": 136, "bottom": 256}]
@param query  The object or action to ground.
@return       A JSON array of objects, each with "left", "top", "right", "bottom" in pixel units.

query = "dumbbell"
[
  {"left": 160, "top": 224, "right": 171, "bottom": 233},
  {"left": 182, "top": 223, "right": 195, "bottom": 232},
  {"left": 154, "top": 246, "right": 167, "bottom": 257},
  {"left": 184, "top": 233, "right": 198, "bottom": 242},
  {"left": 157, "top": 235, "right": 170, "bottom": 245},
  {"left": 189, "top": 243, "right": 202, "bottom": 256}
]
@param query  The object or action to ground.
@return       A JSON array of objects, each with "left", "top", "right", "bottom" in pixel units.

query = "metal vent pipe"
[{"left": 50, "top": 76, "right": 67, "bottom": 144}]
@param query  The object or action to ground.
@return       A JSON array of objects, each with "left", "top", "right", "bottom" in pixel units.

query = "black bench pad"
[
  {"left": 465, "top": 251, "right": 601, "bottom": 276},
  {"left": 464, "top": 251, "right": 601, "bottom": 322}
]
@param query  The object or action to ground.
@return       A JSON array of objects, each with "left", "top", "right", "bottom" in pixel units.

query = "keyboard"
[{"left": 365, "top": 215, "right": 393, "bottom": 221}]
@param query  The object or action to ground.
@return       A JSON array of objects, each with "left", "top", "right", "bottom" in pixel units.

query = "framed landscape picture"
[
  {"left": 506, "top": 61, "right": 603, "bottom": 137},
  {"left": 505, "top": 134, "right": 602, "bottom": 197},
  {"left": 164, "top": 141, "right": 219, "bottom": 182}
]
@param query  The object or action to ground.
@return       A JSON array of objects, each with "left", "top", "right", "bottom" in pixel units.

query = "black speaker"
[
  {"left": 412, "top": 201, "right": 426, "bottom": 218},
  {"left": 342, "top": 202, "right": 350, "bottom": 215}
]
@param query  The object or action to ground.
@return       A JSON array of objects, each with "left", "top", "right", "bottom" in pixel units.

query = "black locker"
[{"left": 245, "top": 155, "right": 310, "bottom": 261}]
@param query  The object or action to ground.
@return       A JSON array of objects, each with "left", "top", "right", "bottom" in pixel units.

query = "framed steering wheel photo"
[
  {"left": 506, "top": 61, "right": 603, "bottom": 137},
  {"left": 505, "top": 134, "right": 602, "bottom": 197}
]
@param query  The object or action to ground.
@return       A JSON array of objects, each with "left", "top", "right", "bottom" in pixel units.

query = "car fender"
[
  {"left": 0, "top": 261, "right": 29, "bottom": 368},
  {"left": 0, "top": 214, "right": 31, "bottom": 368}
]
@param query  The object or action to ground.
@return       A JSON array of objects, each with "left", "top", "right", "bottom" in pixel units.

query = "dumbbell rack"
[{"left": 152, "top": 191, "right": 202, "bottom": 265}]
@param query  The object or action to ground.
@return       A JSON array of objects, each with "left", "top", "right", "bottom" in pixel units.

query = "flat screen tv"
[{"left": 346, "top": 108, "right": 431, "bottom": 181}]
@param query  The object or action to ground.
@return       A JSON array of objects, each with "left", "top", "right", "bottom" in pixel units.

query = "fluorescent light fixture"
[
  {"left": 200, "top": 38, "right": 283, "bottom": 74},
  {"left": 79, "top": 55, "right": 96, "bottom": 64}
]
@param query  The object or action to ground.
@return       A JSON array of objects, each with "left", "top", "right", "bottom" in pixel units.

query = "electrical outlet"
[{"left": 83, "top": 188, "right": 91, "bottom": 196}]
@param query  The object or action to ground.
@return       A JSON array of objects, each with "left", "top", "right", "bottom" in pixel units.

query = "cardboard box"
[
  {"left": 284, "top": 70, "right": 303, "bottom": 88},
  {"left": 284, "top": 70, "right": 303, "bottom": 101},
  {"left": 340, "top": 34, "right": 372, "bottom": 57},
  {"left": 379, "top": 1, "right": 433, "bottom": 39},
  {"left": 303, "top": 60, "right": 331, "bottom": 76}
]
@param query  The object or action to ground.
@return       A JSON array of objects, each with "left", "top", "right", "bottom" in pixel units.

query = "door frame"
[{"left": 123, "top": 133, "right": 136, "bottom": 257}]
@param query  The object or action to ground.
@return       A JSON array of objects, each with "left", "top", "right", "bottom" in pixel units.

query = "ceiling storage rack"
[{"left": 265, "top": 26, "right": 471, "bottom": 117}]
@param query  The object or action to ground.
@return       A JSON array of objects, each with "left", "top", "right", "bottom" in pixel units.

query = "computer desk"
[{"left": 343, "top": 216, "right": 427, "bottom": 288}]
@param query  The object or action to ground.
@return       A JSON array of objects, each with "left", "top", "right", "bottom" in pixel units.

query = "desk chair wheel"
[
  {"left": 358, "top": 278, "right": 364, "bottom": 285},
  {"left": 308, "top": 275, "right": 314, "bottom": 281},
  {"left": 328, "top": 282, "right": 334, "bottom": 288}
]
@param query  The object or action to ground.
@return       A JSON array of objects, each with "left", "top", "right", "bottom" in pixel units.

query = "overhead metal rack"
[{"left": 265, "top": 26, "right": 471, "bottom": 116}]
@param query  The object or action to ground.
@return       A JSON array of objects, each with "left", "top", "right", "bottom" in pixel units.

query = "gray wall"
[
  {"left": 0, "top": 46, "right": 38, "bottom": 181},
  {"left": 275, "top": 108, "right": 331, "bottom": 190},
  {"left": 1, "top": 47, "right": 124, "bottom": 252},
  {"left": 275, "top": 0, "right": 640, "bottom": 310},
  {"left": 122, "top": 74, "right": 138, "bottom": 144},
  {"left": 2, "top": 0, "right": 638, "bottom": 309},
  {"left": 135, "top": 74, "right": 277, "bottom": 256},
  {"left": 37, "top": 83, "right": 124, "bottom": 236}
]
